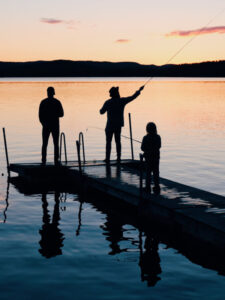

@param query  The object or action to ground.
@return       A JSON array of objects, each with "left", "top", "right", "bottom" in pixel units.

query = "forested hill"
[{"left": 0, "top": 60, "right": 224, "bottom": 77}]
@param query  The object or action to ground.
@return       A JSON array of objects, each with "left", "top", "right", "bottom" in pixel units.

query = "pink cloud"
[
  {"left": 40, "top": 18, "right": 79, "bottom": 29},
  {"left": 165, "top": 26, "right": 225, "bottom": 37},
  {"left": 40, "top": 18, "right": 63, "bottom": 24},
  {"left": 115, "top": 39, "right": 130, "bottom": 43}
]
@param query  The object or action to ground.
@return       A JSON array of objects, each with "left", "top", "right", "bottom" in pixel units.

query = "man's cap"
[{"left": 109, "top": 86, "right": 119, "bottom": 93}]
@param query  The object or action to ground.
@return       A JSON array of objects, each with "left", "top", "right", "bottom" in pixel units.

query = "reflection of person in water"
[
  {"left": 101, "top": 214, "right": 128, "bottom": 255},
  {"left": 39, "top": 192, "right": 64, "bottom": 258},
  {"left": 105, "top": 164, "right": 121, "bottom": 180},
  {"left": 105, "top": 163, "right": 112, "bottom": 179},
  {"left": 100, "top": 207, "right": 161, "bottom": 284},
  {"left": 139, "top": 233, "right": 162, "bottom": 286}
]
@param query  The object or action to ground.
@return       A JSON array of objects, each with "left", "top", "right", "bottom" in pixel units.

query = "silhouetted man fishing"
[
  {"left": 39, "top": 87, "right": 64, "bottom": 166},
  {"left": 100, "top": 86, "right": 144, "bottom": 163}
]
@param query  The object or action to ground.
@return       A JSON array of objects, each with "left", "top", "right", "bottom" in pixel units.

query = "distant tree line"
[{"left": 0, "top": 60, "right": 224, "bottom": 77}]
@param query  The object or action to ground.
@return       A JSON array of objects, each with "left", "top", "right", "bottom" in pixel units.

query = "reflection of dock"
[{"left": 9, "top": 159, "right": 225, "bottom": 253}]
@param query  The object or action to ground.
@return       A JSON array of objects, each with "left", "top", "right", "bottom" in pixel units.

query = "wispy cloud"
[
  {"left": 165, "top": 26, "right": 225, "bottom": 37},
  {"left": 115, "top": 39, "right": 130, "bottom": 43},
  {"left": 41, "top": 18, "right": 64, "bottom": 24},
  {"left": 40, "top": 18, "right": 79, "bottom": 29}
]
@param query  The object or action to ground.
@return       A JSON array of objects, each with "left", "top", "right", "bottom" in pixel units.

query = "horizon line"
[{"left": 0, "top": 58, "right": 224, "bottom": 67}]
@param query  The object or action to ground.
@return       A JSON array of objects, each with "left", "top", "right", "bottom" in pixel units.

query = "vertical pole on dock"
[
  {"left": 76, "top": 140, "right": 82, "bottom": 174},
  {"left": 2, "top": 128, "right": 10, "bottom": 176},
  {"left": 79, "top": 132, "right": 86, "bottom": 163},
  {"left": 129, "top": 113, "right": 134, "bottom": 160},
  {"left": 139, "top": 153, "right": 144, "bottom": 200}
]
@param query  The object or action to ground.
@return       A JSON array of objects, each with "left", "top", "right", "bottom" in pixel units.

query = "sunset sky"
[{"left": 1, "top": 0, "right": 224, "bottom": 65}]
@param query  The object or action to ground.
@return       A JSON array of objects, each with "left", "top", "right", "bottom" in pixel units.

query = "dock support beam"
[
  {"left": 2, "top": 128, "right": 10, "bottom": 176},
  {"left": 129, "top": 113, "right": 134, "bottom": 160}
]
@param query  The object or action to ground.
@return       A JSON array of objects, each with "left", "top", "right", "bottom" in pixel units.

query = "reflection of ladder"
[
  {"left": 59, "top": 192, "right": 67, "bottom": 203},
  {"left": 59, "top": 192, "right": 67, "bottom": 212}
]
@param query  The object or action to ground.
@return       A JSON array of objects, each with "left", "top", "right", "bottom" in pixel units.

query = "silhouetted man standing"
[
  {"left": 39, "top": 87, "right": 64, "bottom": 165},
  {"left": 100, "top": 86, "right": 144, "bottom": 163}
]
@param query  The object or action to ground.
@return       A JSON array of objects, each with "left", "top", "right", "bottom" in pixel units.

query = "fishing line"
[
  {"left": 144, "top": 7, "right": 225, "bottom": 86},
  {"left": 89, "top": 8, "right": 225, "bottom": 146},
  {"left": 86, "top": 126, "right": 141, "bottom": 144}
]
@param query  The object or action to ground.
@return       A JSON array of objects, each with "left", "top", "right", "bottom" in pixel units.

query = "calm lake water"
[{"left": 0, "top": 78, "right": 225, "bottom": 299}]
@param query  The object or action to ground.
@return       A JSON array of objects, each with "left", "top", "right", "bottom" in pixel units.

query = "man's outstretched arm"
[{"left": 124, "top": 86, "right": 144, "bottom": 105}]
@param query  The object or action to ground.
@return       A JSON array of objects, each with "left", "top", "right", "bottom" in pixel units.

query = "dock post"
[
  {"left": 76, "top": 140, "right": 82, "bottom": 174},
  {"left": 2, "top": 128, "right": 10, "bottom": 176},
  {"left": 129, "top": 113, "right": 134, "bottom": 160},
  {"left": 139, "top": 153, "right": 144, "bottom": 199},
  {"left": 59, "top": 132, "right": 68, "bottom": 164},
  {"left": 79, "top": 132, "right": 86, "bottom": 163}
]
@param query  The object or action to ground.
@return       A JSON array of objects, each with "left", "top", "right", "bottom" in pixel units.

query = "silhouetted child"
[{"left": 141, "top": 122, "right": 161, "bottom": 194}]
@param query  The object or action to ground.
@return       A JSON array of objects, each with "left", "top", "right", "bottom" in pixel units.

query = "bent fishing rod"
[
  {"left": 144, "top": 7, "right": 225, "bottom": 86},
  {"left": 86, "top": 126, "right": 141, "bottom": 144}
]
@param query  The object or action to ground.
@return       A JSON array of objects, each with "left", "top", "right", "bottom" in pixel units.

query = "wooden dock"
[{"left": 9, "top": 160, "right": 225, "bottom": 253}]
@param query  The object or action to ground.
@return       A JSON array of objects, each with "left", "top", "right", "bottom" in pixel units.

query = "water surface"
[{"left": 0, "top": 78, "right": 225, "bottom": 299}]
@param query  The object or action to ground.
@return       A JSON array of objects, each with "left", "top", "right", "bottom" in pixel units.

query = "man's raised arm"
[{"left": 124, "top": 86, "right": 144, "bottom": 105}]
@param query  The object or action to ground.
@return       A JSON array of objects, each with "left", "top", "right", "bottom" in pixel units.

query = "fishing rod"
[
  {"left": 90, "top": 8, "right": 225, "bottom": 146},
  {"left": 86, "top": 126, "right": 141, "bottom": 144},
  {"left": 144, "top": 7, "right": 225, "bottom": 86}
]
